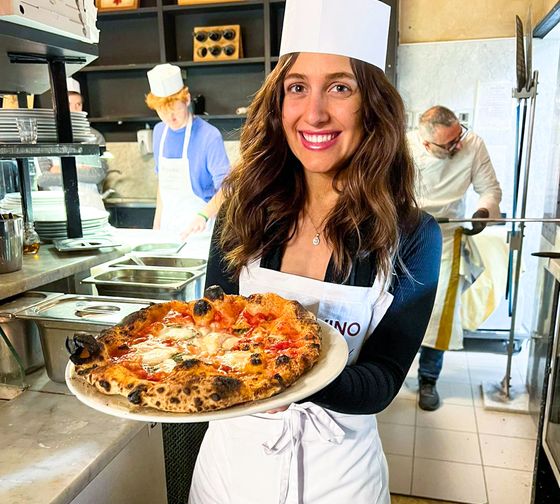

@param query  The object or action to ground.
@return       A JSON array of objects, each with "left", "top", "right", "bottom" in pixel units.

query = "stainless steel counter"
[
  {"left": 0, "top": 369, "right": 167, "bottom": 504},
  {"left": 0, "top": 244, "right": 130, "bottom": 302}
]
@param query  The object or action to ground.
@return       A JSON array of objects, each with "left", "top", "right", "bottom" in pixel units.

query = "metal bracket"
[{"left": 507, "top": 230, "right": 523, "bottom": 250}]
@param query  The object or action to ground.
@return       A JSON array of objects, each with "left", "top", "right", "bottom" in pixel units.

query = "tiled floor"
[{"left": 380, "top": 345, "right": 537, "bottom": 504}]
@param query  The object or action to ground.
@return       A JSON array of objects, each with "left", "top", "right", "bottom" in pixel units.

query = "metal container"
[
  {"left": 110, "top": 256, "right": 207, "bottom": 270},
  {"left": 16, "top": 294, "right": 155, "bottom": 383},
  {"left": 0, "top": 291, "right": 61, "bottom": 375},
  {"left": 82, "top": 268, "right": 203, "bottom": 301},
  {"left": 0, "top": 215, "right": 23, "bottom": 274},
  {"left": 132, "top": 243, "right": 181, "bottom": 254}
]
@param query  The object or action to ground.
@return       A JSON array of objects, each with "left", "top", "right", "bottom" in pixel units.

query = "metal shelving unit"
[{"left": 0, "top": 19, "right": 99, "bottom": 238}]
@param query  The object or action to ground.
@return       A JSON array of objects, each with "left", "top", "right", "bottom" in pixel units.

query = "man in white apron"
[
  {"left": 408, "top": 106, "right": 502, "bottom": 410},
  {"left": 189, "top": 1, "right": 442, "bottom": 503},
  {"left": 146, "top": 64, "right": 230, "bottom": 240}
]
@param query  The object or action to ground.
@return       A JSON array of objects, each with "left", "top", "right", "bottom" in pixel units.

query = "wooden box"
[{"left": 193, "top": 24, "right": 243, "bottom": 62}]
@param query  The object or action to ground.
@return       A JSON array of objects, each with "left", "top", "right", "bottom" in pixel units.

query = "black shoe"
[{"left": 418, "top": 379, "right": 440, "bottom": 411}]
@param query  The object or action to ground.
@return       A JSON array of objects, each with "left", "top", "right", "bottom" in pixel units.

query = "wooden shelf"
[
  {"left": 162, "top": 1, "right": 263, "bottom": 14},
  {"left": 81, "top": 63, "right": 160, "bottom": 73},
  {"left": 173, "top": 57, "right": 265, "bottom": 68},
  {"left": 89, "top": 116, "right": 159, "bottom": 124},
  {"left": 98, "top": 7, "right": 159, "bottom": 18},
  {"left": 89, "top": 114, "right": 246, "bottom": 124}
]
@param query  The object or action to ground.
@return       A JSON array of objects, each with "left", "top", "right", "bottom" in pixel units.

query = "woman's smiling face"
[{"left": 282, "top": 52, "right": 364, "bottom": 175}]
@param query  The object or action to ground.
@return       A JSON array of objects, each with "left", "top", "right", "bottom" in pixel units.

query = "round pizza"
[{"left": 66, "top": 286, "right": 322, "bottom": 413}]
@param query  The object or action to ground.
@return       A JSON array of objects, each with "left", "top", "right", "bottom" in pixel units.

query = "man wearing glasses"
[{"left": 407, "top": 105, "right": 502, "bottom": 411}]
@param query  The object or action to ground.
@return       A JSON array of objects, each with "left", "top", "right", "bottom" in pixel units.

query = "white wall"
[{"left": 397, "top": 37, "right": 560, "bottom": 333}]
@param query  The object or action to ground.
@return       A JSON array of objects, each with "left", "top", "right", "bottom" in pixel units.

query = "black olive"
[
  {"left": 99, "top": 380, "right": 111, "bottom": 391},
  {"left": 276, "top": 355, "right": 290, "bottom": 365},
  {"left": 204, "top": 285, "right": 225, "bottom": 301},
  {"left": 170, "top": 397, "right": 180, "bottom": 404},
  {"left": 241, "top": 344, "right": 251, "bottom": 351},
  {"left": 157, "top": 387, "right": 165, "bottom": 393},
  {"left": 128, "top": 388, "right": 143, "bottom": 405},
  {"left": 194, "top": 397, "right": 203, "bottom": 410},
  {"left": 193, "top": 299, "right": 212, "bottom": 316},
  {"left": 183, "top": 387, "right": 191, "bottom": 395},
  {"left": 250, "top": 353, "right": 262, "bottom": 365}
]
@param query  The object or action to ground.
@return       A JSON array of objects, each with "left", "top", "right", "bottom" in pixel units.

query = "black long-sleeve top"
[{"left": 205, "top": 211, "right": 442, "bottom": 415}]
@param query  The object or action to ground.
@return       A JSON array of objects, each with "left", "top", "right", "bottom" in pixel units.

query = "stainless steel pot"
[
  {"left": 15, "top": 294, "right": 156, "bottom": 383},
  {"left": 0, "top": 214, "right": 23, "bottom": 274},
  {"left": 0, "top": 291, "right": 61, "bottom": 375}
]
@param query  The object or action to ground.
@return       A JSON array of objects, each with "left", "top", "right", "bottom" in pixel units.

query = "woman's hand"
[{"left": 179, "top": 214, "right": 208, "bottom": 240}]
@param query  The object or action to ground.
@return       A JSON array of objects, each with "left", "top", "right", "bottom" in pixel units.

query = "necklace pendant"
[{"left": 312, "top": 234, "right": 320, "bottom": 246}]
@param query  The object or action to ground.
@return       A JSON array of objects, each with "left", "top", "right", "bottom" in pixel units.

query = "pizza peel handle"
[{"left": 65, "top": 321, "right": 348, "bottom": 423}]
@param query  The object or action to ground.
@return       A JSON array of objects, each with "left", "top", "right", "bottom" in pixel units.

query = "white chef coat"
[
  {"left": 189, "top": 258, "right": 394, "bottom": 504},
  {"left": 407, "top": 130, "right": 502, "bottom": 349}
]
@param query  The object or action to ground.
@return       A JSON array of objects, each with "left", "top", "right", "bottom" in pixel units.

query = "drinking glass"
[{"left": 15, "top": 118, "right": 38, "bottom": 144}]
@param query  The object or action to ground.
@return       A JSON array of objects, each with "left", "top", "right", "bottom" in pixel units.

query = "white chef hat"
[
  {"left": 279, "top": 0, "right": 391, "bottom": 70},
  {"left": 67, "top": 77, "right": 81, "bottom": 94},
  {"left": 147, "top": 64, "right": 185, "bottom": 98}
]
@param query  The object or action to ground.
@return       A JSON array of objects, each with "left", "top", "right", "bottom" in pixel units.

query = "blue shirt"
[{"left": 153, "top": 117, "right": 230, "bottom": 202}]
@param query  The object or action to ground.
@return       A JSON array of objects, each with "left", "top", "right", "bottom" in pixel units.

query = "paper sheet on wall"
[{"left": 474, "top": 81, "right": 513, "bottom": 132}]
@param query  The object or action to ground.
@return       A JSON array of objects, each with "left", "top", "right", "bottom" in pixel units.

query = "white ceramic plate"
[{"left": 65, "top": 320, "right": 348, "bottom": 423}]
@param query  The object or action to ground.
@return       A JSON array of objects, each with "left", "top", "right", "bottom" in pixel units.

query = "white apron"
[
  {"left": 158, "top": 117, "right": 206, "bottom": 235},
  {"left": 189, "top": 259, "right": 394, "bottom": 504}
]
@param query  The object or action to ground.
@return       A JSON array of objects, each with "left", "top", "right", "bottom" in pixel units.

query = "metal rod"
[
  {"left": 503, "top": 71, "right": 539, "bottom": 399},
  {"left": 48, "top": 59, "right": 82, "bottom": 239},
  {"left": 16, "top": 158, "right": 33, "bottom": 224}
]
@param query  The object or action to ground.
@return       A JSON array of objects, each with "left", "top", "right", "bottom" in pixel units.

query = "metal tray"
[
  {"left": 82, "top": 267, "right": 203, "bottom": 302},
  {"left": 53, "top": 237, "right": 121, "bottom": 252},
  {"left": 109, "top": 256, "right": 207, "bottom": 270}
]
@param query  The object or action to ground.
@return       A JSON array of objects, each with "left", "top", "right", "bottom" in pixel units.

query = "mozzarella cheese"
[
  {"left": 218, "top": 351, "right": 253, "bottom": 370},
  {"left": 158, "top": 325, "right": 199, "bottom": 340}
]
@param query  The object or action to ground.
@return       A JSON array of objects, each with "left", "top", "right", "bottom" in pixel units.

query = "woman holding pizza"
[{"left": 189, "top": 1, "right": 442, "bottom": 502}]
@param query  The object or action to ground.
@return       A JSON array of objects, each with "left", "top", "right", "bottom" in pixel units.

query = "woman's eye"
[
  {"left": 332, "top": 84, "right": 351, "bottom": 93},
  {"left": 287, "top": 83, "right": 305, "bottom": 93}
]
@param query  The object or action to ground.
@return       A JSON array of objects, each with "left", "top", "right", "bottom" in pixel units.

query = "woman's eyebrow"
[{"left": 284, "top": 72, "right": 357, "bottom": 81}]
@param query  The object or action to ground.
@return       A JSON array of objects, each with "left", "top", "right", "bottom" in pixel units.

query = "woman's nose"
[{"left": 303, "top": 92, "right": 329, "bottom": 126}]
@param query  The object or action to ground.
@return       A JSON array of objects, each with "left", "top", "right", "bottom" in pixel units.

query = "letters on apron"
[
  {"left": 157, "top": 117, "right": 206, "bottom": 235},
  {"left": 189, "top": 259, "right": 394, "bottom": 504}
]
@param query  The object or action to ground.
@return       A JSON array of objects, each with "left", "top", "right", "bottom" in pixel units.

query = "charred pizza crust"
[{"left": 68, "top": 288, "right": 321, "bottom": 413}]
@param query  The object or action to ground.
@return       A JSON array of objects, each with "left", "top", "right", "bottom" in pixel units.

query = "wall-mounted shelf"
[
  {"left": 162, "top": 1, "right": 264, "bottom": 13},
  {"left": 88, "top": 114, "right": 246, "bottom": 124},
  {"left": 0, "top": 143, "right": 100, "bottom": 159},
  {"left": 98, "top": 7, "right": 159, "bottom": 18}
]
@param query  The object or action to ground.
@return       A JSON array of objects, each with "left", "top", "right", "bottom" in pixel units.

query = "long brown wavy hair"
[{"left": 220, "top": 53, "right": 419, "bottom": 282}]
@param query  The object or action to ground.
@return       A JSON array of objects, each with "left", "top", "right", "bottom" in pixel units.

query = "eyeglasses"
[{"left": 427, "top": 124, "right": 469, "bottom": 152}]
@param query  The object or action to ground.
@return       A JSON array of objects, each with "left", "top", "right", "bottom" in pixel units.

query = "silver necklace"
[{"left": 305, "top": 210, "right": 324, "bottom": 246}]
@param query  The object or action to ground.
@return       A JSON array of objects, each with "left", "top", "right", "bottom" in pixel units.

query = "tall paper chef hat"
[
  {"left": 67, "top": 77, "right": 81, "bottom": 94},
  {"left": 147, "top": 64, "right": 184, "bottom": 98},
  {"left": 279, "top": 0, "right": 391, "bottom": 70}
]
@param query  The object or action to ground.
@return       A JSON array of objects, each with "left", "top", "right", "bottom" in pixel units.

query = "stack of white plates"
[
  {"left": 0, "top": 109, "right": 94, "bottom": 143},
  {"left": 0, "top": 192, "right": 111, "bottom": 241},
  {"left": 0, "top": 191, "right": 65, "bottom": 212}
]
